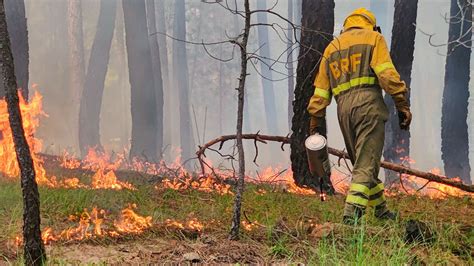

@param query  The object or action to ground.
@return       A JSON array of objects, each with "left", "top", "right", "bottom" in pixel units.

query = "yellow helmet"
[{"left": 343, "top": 8, "right": 377, "bottom": 31}]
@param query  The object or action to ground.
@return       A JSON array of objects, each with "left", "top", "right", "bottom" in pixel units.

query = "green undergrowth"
[{"left": 0, "top": 176, "right": 473, "bottom": 264}]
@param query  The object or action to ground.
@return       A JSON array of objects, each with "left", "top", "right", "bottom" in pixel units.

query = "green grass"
[{"left": 0, "top": 177, "right": 473, "bottom": 264}]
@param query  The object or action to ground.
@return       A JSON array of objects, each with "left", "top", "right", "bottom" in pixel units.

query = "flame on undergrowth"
[
  {"left": 390, "top": 168, "right": 473, "bottom": 199},
  {"left": 60, "top": 151, "right": 81, "bottom": 169},
  {"left": 0, "top": 91, "right": 49, "bottom": 184},
  {"left": 164, "top": 218, "right": 204, "bottom": 232},
  {"left": 16, "top": 204, "right": 154, "bottom": 246},
  {"left": 114, "top": 204, "right": 152, "bottom": 233}
]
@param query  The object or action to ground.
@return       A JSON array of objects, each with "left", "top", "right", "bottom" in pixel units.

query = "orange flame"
[
  {"left": 114, "top": 204, "right": 152, "bottom": 233},
  {"left": 0, "top": 91, "right": 50, "bottom": 185},
  {"left": 16, "top": 205, "right": 153, "bottom": 246}
]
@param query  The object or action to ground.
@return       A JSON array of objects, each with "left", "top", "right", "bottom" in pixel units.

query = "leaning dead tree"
[
  {"left": 0, "top": 0, "right": 46, "bottom": 264},
  {"left": 196, "top": 134, "right": 474, "bottom": 193}
]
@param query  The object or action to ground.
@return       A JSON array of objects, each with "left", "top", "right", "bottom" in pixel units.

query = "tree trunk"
[
  {"left": 78, "top": 0, "right": 117, "bottom": 157},
  {"left": 290, "top": 0, "right": 335, "bottom": 193},
  {"left": 123, "top": 0, "right": 159, "bottom": 161},
  {"left": 155, "top": 0, "right": 171, "bottom": 149},
  {"left": 383, "top": 0, "right": 418, "bottom": 184},
  {"left": 173, "top": 0, "right": 195, "bottom": 162},
  {"left": 3, "top": 0, "right": 29, "bottom": 100},
  {"left": 115, "top": 0, "right": 129, "bottom": 149},
  {"left": 256, "top": 0, "right": 278, "bottom": 134},
  {"left": 67, "top": 0, "right": 85, "bottom": 153},
  {"left": 287, "top": 0, "right": 295, "bottom": 131},
  {"left": 233, "top": 13, "right": 251, "bottom": 132},
  {"left": 0, "top": 1, "right": 46, "bottom": 264},
  {"left": 229, "top": 0, "right": 250, "bottom": 241},
  {"left": 146, "top": 0, "right": 164, "bottom": 161},
  {"left": 441, "top": 0, "right": 472, "bottom": 184}
]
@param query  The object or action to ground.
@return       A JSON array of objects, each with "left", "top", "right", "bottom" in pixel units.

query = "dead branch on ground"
[{"left": 196, "top": 133, "right": 474, "bottom": 193}]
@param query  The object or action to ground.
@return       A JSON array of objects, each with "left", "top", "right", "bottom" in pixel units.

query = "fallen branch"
[{"left": 197, "top": 134, "right": 474, "bottom": 193}]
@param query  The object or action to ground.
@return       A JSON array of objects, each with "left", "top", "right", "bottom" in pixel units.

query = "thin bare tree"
[
  {"left": 0, "top": 0, "right": 46, "bottom": 263},
  {"left": 229, "top": 0, "right": 251, "bottom": 241}
]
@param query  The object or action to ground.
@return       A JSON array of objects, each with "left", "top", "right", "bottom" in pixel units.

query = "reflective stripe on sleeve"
[
  {"left": 373, "top": 62, "right": 395, "bottom": 75},
  {"left": 333, "top": 76, "right": 376, "bottom": 95},
  {"left": 346, "top": 194, "right": 369, "bottom": 207},
  {"left": 314, "top": 87, "right": 330, "bottom": 100}
]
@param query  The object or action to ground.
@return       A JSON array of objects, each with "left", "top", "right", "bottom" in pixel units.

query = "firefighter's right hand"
[{"left": 392, "top": 93, "right": 411, "bottom": 130}]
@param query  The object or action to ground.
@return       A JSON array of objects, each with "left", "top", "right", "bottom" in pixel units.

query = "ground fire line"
[{"left": 1, "top": 91, "right": 473, "bottom": 248}]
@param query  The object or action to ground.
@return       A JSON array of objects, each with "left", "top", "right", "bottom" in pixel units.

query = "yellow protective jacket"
[{"left": 307, "top": 23, "right": 407, "bottom": 118}]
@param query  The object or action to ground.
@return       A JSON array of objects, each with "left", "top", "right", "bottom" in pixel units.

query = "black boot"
[{"left": 376, "top": 210, "right": 399, "bottom": 221}]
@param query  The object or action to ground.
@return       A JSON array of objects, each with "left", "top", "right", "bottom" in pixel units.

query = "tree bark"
[
  {"left": 78, "top": 0, "right": 117, "bottom": 157},
  {"left": 3, "top": 0, "right": 29, "bottom": 100},
  {"left": 290, "top": 0, "right": 335, "bottom": 192},
  {"left": 67, "top": 0, "right": 85, "bottom": 153},
  {"left": 383, "top": 0, "right": 418, "bottom": 184},
  {"left": 0, "top": 1, "right": 46, "bottom": 264},
  {"left": 123, "top": 0, "right": 159, "bottom": 161},
  {"left": 229, "top": 0, "right": 250, "bottom": 241},
  {"left": 256, "top": 0, "right": 279, "bottom": 134},
  {"left": 146, "top": 0, "right": 164, "bottom": 161},
  {"left": 173, "top": 0, "right": 195, "bottom": 162},
  {"left": 287, "top": 0, "right": 295, "bottom": 131},
  {"left": 441, "top": 0, "right": 472, "bottom": 184}
]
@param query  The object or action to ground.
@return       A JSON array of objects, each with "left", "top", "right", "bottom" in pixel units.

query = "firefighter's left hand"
[{"left": 398, "top": 108, "right": 412, "bottom": 130}]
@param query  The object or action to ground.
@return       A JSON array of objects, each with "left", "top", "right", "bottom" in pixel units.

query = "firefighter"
[{"left": 307, "top": 8, "right": 412, "bottom": 224}]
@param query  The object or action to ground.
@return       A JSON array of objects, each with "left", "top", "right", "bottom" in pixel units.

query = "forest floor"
[{"left": 0, "top": 165, "right": 473, "bottom": 265}]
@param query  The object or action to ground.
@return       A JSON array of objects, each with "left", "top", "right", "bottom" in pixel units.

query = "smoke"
[{"left": 24, "top": 0, "right": 473, "bottom": 182}]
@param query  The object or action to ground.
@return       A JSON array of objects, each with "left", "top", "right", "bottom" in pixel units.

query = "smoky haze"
[{"left": 24, "top": 0, "right": 473, "bottom": 183}]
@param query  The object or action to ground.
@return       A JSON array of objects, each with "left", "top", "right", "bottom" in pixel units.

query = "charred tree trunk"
[
  {"left": 78, "top": 0, "right": 117, "bottom": 157},
  {"left": 441, "top": 0, "right": 472, "bottom": 184},
  {"left": 3, "top": 0, "right": 29, "bottom": 100},
  {"left": 229, "top": 0, "right": 250, "bottom": 241},
  {"left": 256, "top": 0, "right": 278, "bottom": 134},
  {"left": 383, "top": 0, "right": 418, "bottom": 184},
  {"left": 146, "top": 0, "right": 164, "bottom": 161},
  {"left": 0, "top": 1, "right": 46, "bottom": 264},
  {"left": 155, "top": 0, "right": 171, "bottom": 149},
  {"left": 123, "top": 0, "right": 159, "bottom": 161},
  {"left": 287, "top": 0, "right": 295, "bottom": 131},
  {"left": 173, "top": 0, "right": 195, "bottom": 162},
  {"left": 67, "top": 0, "right": 85, "bottom": 152},
  {"left": 290, "top": 0, "right": 335, "bottom": 193}
]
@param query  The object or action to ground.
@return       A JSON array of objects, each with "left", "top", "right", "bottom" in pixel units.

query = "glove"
[
  {"left": 392, "top": 93, "right": 412, "bottom": 130},
  {"left": 309, "top": 116, "right": 327, "bottom": 137}
]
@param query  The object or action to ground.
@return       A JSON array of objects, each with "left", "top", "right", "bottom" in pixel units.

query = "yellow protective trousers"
[{"left": 336, "top": 87, "right": 389, "bottom": 217}]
